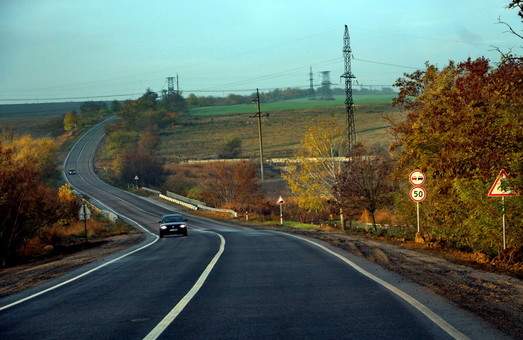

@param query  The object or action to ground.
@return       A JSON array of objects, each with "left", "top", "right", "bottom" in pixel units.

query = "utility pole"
[
  {"left": 341, "top": 24, "right": 356, "bottom": 152},
  {"left": 251, "top": 88, "right": 268, "bottom": 182}
]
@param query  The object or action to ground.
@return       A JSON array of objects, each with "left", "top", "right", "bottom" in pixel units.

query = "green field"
[
  {"left": 159, "top": 94, "right": 403, "bottom": 161},
  {"left": 188, "top": 94, "right": 395, "bottom": 117},
  {"left": 0, "top": 102, "right": 82, "bottom": 137}
]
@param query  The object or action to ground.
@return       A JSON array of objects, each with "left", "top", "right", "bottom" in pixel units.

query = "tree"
[
  {"left": 160, "top": 92, "right": 187, "bottom": 112},
  {"left": 218, "top": 137, "right": 242, "bottom": 159},
  {"left": 200, "top": 161, "right": 261, "bottom": 210},
  {"left": 9, "top": 135, "right": 57, "bottom": 179},
  {"left": 282, "top": 122, "right": 345, "bottom": 212},
  {"left": 110, "top": 100, "right": 121, "bottom": 113},
  {"left": 336, "top": 145, "right": 394, "bottom": 227},
  {"left": 63, "top": 111, "right": 77, "bottom": 132},
  {"left": 0, "top": 141, "right": 61, "bottom": 266},
  {"left": 391, "top": 57, "right": 523, "bottom": 253}
]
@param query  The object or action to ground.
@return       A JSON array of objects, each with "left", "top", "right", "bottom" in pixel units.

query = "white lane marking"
[
  {"left": 143, "top": 232, "right": 226, "bottom": 340},
  {"left": 277, "top": 232, "right": 469, "bottom": 340},
  {"left": 0, "top": 217, "right": 158, "bottom": 312},
  {"left": 0, "top": 120, "right": 160, "bottom": 312}
]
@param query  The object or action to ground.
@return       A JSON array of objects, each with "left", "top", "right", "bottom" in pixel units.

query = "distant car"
[
  {"left": 159, "top": 214, "right": 188, "bottom": 238},
  {"left": 68, "top": 169, "right": 77, "bottom": 175}
]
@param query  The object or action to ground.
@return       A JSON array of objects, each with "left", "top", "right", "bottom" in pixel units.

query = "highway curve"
[{"left": 0, "top": 121, "right": 504, "bottom": 339}]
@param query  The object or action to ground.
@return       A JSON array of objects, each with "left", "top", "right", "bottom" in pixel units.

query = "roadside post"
[
  {"left": 79, "top": 203, "right": 91, "bottom": 243},
  {"left": 277, "top": 196, "right": 285, "bottom": 225},
  {"left": 487, "top": 169, "right": 516, "bottom": 250},
  {"left": 339, "top": 208, "right": 345, "bottom": 231},
  {"left": 408, "top": 170, "right": 426, "bottom": 239}
]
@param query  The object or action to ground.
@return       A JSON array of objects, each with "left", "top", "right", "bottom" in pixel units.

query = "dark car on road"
[
  {"left": 68, "top": 169, "right": 77, "bottom": 175},
  {"left": 159, "top": 214, "right": 188, "bottom": 237}
]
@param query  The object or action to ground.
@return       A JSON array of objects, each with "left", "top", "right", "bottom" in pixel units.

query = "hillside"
[{"left": 159, "top": 94, "right": 402, "bottom": 161}]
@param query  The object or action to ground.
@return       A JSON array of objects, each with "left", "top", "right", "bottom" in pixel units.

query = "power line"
[
  {"left": 0, "top": 82, "right": 397, "bottom": 102},
  {"left": 353, "top": 57, "right": 419, "bottom": 70},
  {"left": 0, "top": 93, "right": 144, "bottom": 102}
]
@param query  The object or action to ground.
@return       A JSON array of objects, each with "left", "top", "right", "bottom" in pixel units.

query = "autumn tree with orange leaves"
[{"left": 391, "top": 57, "right": 523, "bottom": 255}]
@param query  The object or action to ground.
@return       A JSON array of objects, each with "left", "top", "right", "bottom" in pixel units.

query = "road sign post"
[
  {"left": 79, "top": 204, "right": 91, "bottom": 243},
  {"left": 487, "top": 169, "right": 516, "bottom": 250},
  {"left": 502, "top": 196, "right": 506, "bottom": 250},
  {"left": 408, "top": 170, "right": 426, "bottom": 240},
  {"left": 277, "top": 196, "right": 285, "bottom": 225},
  {"left": 339, "top": 208, "right": 345, "bottom": 231},
  {"left": 416, "top": 202, "right": 420, "bottom": 234},
  {"left": 409, "top": 186, "right": 426, "bottom": 233}
]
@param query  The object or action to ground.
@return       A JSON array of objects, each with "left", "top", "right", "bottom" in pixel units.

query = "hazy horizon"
[{"left": 1, "top": 0, "right": 521, "bottom": 103}]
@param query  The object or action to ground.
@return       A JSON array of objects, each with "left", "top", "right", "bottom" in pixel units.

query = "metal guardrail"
[
  {"left": 159, "top": 194, "right": 199, "bottom": 210},
  {"left": 198, "top": 206, "right": 238, "bottom": 218},
  {"left": 73, "top": 190, "right": 118, "bottom": 222},
  {"left": 141, "top": 187, "right": 161, "bottom": 195},
  {"left": 166, "top": 191, "right": 206, "bottom": 207},
  {"left": 144, "top": 187, "right": 238, "bottom": 217}
]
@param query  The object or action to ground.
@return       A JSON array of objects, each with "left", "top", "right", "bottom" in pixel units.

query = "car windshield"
[{"left": 162, "top": 215, "right": 184, "bottom": 223}]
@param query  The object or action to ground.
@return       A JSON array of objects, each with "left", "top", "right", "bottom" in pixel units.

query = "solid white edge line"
[
  {"left": 277, "top": 232, "right": 469, "bottom": 340},
  {"left": 0, "top": 118, "right": 159, "bottom": 312},
  {"left": 0, "top": 217, "right": 158, "bottom": 312},
  {"left": 143, "top": 232, "right": 226, "bottom": 340}
]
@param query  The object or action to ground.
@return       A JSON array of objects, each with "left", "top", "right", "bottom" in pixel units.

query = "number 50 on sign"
[{"left": 409, "top": 186, "right": 427, "bottom": 202}]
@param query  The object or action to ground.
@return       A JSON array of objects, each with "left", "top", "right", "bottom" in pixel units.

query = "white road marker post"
[
  {"left": 486, "top": 169, "right": 516, "bottom": 251},
  {"left": 277, "top": 196, "right": 285, "bottom": 226}
]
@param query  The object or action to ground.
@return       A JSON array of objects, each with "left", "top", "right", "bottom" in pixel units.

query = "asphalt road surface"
[{"left": 0, "top": 120, "right": 503, "bottom": 339}]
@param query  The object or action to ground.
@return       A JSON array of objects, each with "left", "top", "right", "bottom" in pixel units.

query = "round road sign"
[
  {"left": 409, "top": 170, "right": 425, "bottom": 186},
  {"left": 409, "top": 186, "right": 427, "bottom": 203}
]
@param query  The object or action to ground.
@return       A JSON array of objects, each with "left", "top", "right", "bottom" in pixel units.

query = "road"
[{"left": 0, "top": 120, "right": 500, "bottom": 339}]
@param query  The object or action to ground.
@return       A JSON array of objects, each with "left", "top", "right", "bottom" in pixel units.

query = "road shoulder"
[{"left": 0, "top": 232, "right": 152, "bottom": 309}]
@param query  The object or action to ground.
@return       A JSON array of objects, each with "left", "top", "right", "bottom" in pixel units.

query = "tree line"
[
  {"left": 284, "top": 56, "right": 522, "bottom": 256},
  {"left": 185, "top": 87, "right": 395, "bottom": 108},
  {"left": 98, "top": 89, "right": 186, "bottom": 187}
]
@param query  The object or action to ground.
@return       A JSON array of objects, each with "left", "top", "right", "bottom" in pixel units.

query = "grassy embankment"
[{"left": 158, "top": 94, "right": 402, "bottom": 161}]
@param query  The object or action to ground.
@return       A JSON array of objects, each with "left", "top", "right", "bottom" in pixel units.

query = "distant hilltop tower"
[
  {"left": 319, "top": 71, "right": 334, "bottom": 100},
  {"left": 308, "top": 66, "right": 315, "bottom": 99},
  {"left": 166, "top": 74, "right": 179, "bottom": 95}
]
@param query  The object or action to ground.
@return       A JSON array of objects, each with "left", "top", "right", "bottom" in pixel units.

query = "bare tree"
[
  {"left": 336, "top": 144, "right": 394, "bottom": 228},
  {"left": 492, "top": 1, "right": 523, "bottom": 60}
]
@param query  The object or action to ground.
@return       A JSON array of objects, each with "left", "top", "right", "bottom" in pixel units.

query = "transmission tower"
[
  {"left": 166, "top": 76, "right": 175, "bottom": 94},
  {"left": 319, "top": 71, "right": 334, "bottom": 100},
  {"left": 309, "top": 66, "right": 315, "bottom": 99},
  {"left": 341, "top": 24, "right": 356, "bottom": 152}
]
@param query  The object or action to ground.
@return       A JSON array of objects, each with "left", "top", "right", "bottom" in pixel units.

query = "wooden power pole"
[{"left": 252, "top": 88, "right": 268, "bottom": 182}]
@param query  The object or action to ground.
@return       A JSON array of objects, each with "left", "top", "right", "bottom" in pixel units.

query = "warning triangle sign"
[{"left": 487, "top": 169, "right": 515, "bottom": 197}]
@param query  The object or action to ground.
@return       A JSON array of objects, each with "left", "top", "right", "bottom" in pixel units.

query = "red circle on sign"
[
  {"left": 409, "top": 170, "right": 425, "bottom": 186},
  {"left": 409, "top": 186, "right": 427, "bottom": 203}
]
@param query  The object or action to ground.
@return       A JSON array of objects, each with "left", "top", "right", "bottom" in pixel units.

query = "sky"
[{"left": 0, "top": 0, "right": 521, "bottom": 102}]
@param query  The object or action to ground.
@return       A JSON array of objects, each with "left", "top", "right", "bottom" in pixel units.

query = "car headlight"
[
  {"left": 179, "top": 224, "right": 186, "bottom": 228},
  {"left": 160, "top": 225, "right": 167, "bottom": 229}
]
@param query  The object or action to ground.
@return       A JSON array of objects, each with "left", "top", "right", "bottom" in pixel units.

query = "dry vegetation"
[{"left": 159, "top": 100, "right": 403, "bottom": 161}]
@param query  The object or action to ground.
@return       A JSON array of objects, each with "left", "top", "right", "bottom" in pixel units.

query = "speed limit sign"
[{"left": 409, "top": 186, "right": 427, "bottom": 202}]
